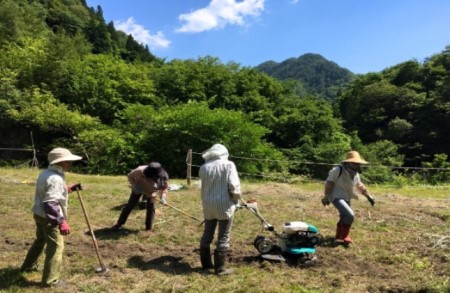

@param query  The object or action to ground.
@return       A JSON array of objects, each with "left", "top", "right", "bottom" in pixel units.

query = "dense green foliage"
[
  {"left": 256, "top": 53, "right": 355, "bottom": 101},
  {"left": 0, "top": 0, "right": 449, "bottom": 183},
  {"left": 337, "top": 51, "right": 450, "bottom": 167}
]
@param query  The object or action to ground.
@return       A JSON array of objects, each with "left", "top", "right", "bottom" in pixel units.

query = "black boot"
[
  {"left": 214, "top": 250, "right": 234, "bottom": 275},
  {"left": 200, "top": 248, "right": 213, "bottom": 270}
]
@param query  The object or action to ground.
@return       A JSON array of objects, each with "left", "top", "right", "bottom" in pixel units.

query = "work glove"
[
  {"left": 367, "top": 195, "right": 375, "bottom": 207},
  {"left": 321, "top": 197, "right": 330, "bottom": 206},
  {"left": 160, "top": 197, "right": 167, "bottom": 205},
  {"left": 59, "top": 220, "right": 71, "bottom": 235},
  {"left": 67, "top": 182, "right": 82, "bottom": 193}
]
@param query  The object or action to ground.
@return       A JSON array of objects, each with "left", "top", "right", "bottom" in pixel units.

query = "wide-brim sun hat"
[
  {"left": 48, "top": 148, "right": 82, "bottom": 165},
  {"left": 341, "top": 151, "right": 368, "bottom": 164}
]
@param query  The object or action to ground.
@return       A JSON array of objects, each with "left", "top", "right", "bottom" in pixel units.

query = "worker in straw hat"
[
  {"left": 321, "top": 151, "right": 375, "bottom": 244},
  {"left": 21, "top": 148, "right": 82, "bottom": 287}
]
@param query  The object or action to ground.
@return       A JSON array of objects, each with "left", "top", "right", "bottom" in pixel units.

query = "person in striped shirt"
[{"left": 199, "top": 144, "right": 241, "bottom": 275}]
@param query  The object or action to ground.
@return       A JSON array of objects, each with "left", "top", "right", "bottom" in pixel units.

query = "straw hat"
[
  {"left": 341, "top": 151, "right": 368, "bottom": 164},
  {"left": 48, "top": 148, "right": 82, "bottom": 165}
]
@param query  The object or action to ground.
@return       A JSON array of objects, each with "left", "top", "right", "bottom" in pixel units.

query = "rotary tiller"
[{"left": 238, "top": 199, "right": 323, "bottom": 265}]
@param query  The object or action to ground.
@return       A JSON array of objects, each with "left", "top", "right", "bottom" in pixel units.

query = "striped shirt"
[{"left": 199, "top": 158, "right": 241, "bottom": 220}]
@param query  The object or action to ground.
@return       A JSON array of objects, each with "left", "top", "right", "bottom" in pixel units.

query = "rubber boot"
[
  {"left": 200, "top": 248, "right": 213, "bottom": 270},
  {"left": 341, "top": 224, "right": 353, "bottom": 244},
  {"left": 335, "top": 224, "right": 344, "bottom": 242},
  {"left": 214, "top": 250, "right": 234, "bottom": 275}
]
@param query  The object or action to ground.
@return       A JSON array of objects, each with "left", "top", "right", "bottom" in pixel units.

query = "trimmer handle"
[{"left": 238, "top": 199, "right": 258, "bottom": 211}]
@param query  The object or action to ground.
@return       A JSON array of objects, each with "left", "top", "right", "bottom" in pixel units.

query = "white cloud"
[
  {"left": 176, "top": 0, "right": 265, "bottom": 33},
  {"left": 115, "top": 17, "right": 171, "bottom": 50}
]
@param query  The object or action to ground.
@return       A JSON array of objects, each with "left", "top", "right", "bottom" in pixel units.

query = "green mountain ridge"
[{"left": 255, "top": 53, "right": 355, "bottom": 100}]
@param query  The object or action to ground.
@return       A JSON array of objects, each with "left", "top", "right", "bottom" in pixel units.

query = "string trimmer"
[{"left": 237, "top": 199, "right": 323, "bottom": 265}]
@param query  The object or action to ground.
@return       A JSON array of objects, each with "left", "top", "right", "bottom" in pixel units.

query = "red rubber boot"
[
  {"left": 335, "top": 224, "right": 344, "bottom": 242},
  {"left": 341, "top": 224, "right": 353, "bottom": 244}
]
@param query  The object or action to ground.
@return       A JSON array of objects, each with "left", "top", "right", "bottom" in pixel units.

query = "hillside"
[
  {"left": 1, "top": 0, "right": 450, "bottom": 184},
  {"left": 256, "top": 53, "right": 355, "bottom": 100}
]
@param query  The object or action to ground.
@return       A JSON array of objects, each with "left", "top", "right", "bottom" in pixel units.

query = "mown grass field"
[{"left": 0, "top": 167, "right": 449, "bottom": 293}]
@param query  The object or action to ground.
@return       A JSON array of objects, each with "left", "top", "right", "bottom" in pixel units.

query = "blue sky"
[{"left": 86, "top": 0, "right": 450, "bottom": 74}]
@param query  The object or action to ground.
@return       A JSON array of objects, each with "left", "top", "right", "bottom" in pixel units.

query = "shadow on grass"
[
  {"left": 0, "top": 267, "right": 40, "bottom": 290},
  {"left": 232, "top": 254, "right": 261, "bottom": 264},
  {"left": 111, "top": 201, "right": 147, "bottom": 211},
  {"left": 233, "top": 253, "right": 320, "bottom": 269},
  {"left": 127, "top": 255, "right": 195, "bottom": 275},
  {"left": 86, "top": 227, "right": 140, "bottom": 240},
  {"left": 319, "top": 236, "right": 350, "bottom": 248}
]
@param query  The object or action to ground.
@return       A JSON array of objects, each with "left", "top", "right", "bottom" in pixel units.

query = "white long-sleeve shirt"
[
  {"left": 32, "top": 165, "right": 68, "bottom": 221},
  {"left": 199, "top": 158, "right": 241, "bottom": 220}
]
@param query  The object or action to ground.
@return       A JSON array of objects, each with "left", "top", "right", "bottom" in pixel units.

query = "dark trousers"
[
  {"left": 200, "top": 217, "right": 234, "bottom": 252},
  {"left": 117, "top": 191, "right": 155, "bottom": 230}
]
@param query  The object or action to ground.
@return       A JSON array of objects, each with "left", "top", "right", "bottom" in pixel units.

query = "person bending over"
[{"left": 112, "top": 162, "right": 169, "bottom": 233}]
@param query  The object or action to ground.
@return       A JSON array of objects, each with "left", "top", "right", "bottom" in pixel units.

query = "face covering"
[{"left": 344, "top": 163, "right": 361, "bottom": 173}]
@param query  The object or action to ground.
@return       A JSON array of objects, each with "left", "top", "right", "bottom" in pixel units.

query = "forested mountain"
[
  {"left": 0, "top": 0, "right": 156, "bottom": 63},
  {"left": 256, "top": 53, "right": 355, "bottom": 100},
  {"left": 0, "top": 0, "right": 449, "bottom": 183}
]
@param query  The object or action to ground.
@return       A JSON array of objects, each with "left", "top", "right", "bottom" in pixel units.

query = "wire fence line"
[
  {"left": 188, "top": 163, "right": 297, "bottom": 181},
  {"left": 0, "top": 148, "right": 35, "bottom": 151},
  {"left": 188, "top": 150, "right": 450, "bottom": 185},
  {"left": 186, "top": 152, "right": 450, "bottom": 189},
  {"left": 191, "top": 151, "right": 450, "bottom": 172}
]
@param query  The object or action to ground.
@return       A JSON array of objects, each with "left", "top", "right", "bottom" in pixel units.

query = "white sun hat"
[{"left": 202, "top": 144, "right": 229, "bottom": 161}]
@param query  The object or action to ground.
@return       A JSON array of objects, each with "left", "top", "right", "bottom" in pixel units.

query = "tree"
[
  {"left": 121, "top": 34, "right": 156, "bottom": 63},
  {"left": 85, "top": 17, "right": 112, "bottom": 54},
  {"left": 117, "top": 102, "right": 286, "bottom": 177},
  {"left": 270, "top": 96, "right": 351, "bottom": 176},
  {"left": 0, "top": 0, "right": 48, "bottom": 45},
  {"left": 59, "top": 54, "right": 158, "bottom": 123}
]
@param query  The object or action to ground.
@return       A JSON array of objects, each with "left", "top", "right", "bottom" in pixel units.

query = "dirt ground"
[{"left": 1, "top": 175, "right": 449, "bottom": 292}]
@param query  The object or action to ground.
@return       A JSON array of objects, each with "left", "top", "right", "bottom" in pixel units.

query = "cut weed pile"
[{"left": 0, "top": 168, "right": 449, "bottom": 292}]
